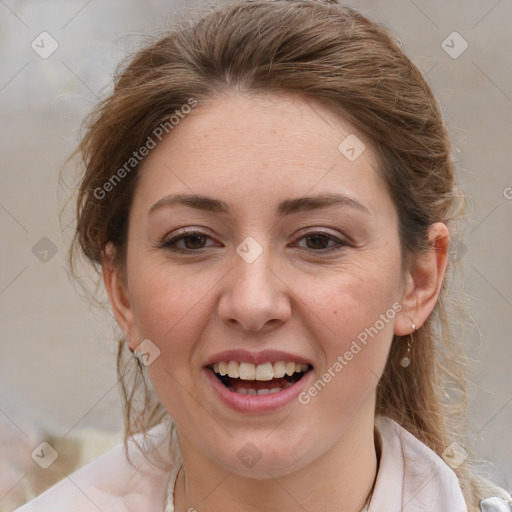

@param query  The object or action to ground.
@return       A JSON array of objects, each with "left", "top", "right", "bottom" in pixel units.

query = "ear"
[
  {"left": 102, "top": 242, "right": 137, "bottom": 350},
  {"left": 394, "top": 222, "right": 450, "bottom": 336}
]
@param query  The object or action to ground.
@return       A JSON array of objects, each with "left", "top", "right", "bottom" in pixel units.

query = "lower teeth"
[{"left": 228, "top": 383, "right": 293, "bottom": 395}]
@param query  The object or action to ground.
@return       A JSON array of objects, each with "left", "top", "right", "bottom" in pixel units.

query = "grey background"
[{"left": 1, "top": 0, "right": 511, "bottom": 506}]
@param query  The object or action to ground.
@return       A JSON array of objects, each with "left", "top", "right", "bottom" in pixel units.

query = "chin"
[{"left": 212, "top": 439, "right": 315, "bottom": 480}]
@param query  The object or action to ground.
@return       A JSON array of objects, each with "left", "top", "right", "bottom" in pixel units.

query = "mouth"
[{"left": 208, "top": 361, "right": 313, "bottom": 395}]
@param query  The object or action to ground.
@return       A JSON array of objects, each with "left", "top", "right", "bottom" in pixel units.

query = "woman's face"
[{"left": 110, "top": 91, "right": 413, "bottom": 477}]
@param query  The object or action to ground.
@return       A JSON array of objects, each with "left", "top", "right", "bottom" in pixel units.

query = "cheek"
[
  {"left": 299, "top": 259, "right": 401, "bottom": 386},
  {"left": 128, "top": 264, "right": 210, "bottom": 359},
  {"left": 309, "top": 255, "right": 400, "bottom": 327},
  {"left": 127, "top": 266, "right": 213, "bottom": 417}
]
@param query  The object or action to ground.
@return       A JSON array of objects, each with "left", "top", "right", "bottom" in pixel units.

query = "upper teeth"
[{"left": 213, "top": 361, "right": 309, "bottom": 381}]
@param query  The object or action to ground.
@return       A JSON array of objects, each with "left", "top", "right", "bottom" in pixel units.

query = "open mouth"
[{"left": 208, "top": 361, "right": 313, "bottom": 396}]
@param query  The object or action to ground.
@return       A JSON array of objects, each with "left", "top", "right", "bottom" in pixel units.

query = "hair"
[{"left": 67, "top": 1, "right": 491, "bottom": 509}]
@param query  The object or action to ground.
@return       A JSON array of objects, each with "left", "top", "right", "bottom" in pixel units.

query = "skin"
[{"left": 103, "top": 91, "right": 450, "bottom": 512}]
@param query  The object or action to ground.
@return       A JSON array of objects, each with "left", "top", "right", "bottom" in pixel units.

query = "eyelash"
[{"left": 158, "top": 229, "right": 348, "bottom": 254}]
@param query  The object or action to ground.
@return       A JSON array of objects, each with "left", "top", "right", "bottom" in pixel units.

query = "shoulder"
[
  {"left": 13, "top": 424, "right": 177, "bottom": 512},
  {"left": 373, "top": 415, "right": 468, "bottom": 511},
  {"left": 375, "top": 416, "right": 512, "bottom": 512}
]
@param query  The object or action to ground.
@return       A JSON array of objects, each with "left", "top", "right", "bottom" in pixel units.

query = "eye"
[
  {"left": 295, "top": 230, "right": 348, "bottom": 253},
  {"left": 159, "top": 230, "right": 216, "bottom": 252}
]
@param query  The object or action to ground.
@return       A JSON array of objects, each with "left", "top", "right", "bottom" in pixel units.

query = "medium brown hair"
[{"left": 68, "top": 1, "right": 487, "bottom": 508}]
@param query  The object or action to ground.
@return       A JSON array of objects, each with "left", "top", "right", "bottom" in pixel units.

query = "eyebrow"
[{"left": 148, "top": 192, "right": 371, "bottom": 217}]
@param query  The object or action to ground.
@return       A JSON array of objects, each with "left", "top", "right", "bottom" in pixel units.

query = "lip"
[
  {"left": 203, "top": 349, "right": 313, "bottom": 367},
  {"left": 203, "top": 365, "right": 314, "bottom": 414}
]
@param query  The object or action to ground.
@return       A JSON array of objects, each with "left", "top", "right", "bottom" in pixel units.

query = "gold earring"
[{"left": 400, "top": 322, "right": 416, "bottom": 368}]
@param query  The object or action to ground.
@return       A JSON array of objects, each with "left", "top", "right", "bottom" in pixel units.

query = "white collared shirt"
[
  {"left": 14, "top": 416, "right": 511, "bottom": 512},
  {"left": 371, "top": 416, "right": 468, "bottom": 511}
]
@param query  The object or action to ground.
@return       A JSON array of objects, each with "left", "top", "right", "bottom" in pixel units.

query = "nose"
[{"left": 217, "top": 246, "right": 292, "bottom": 332}]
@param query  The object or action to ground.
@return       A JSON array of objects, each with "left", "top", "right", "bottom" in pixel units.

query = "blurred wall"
[{"left": 1, "top": 0, "right": 511, "bottom": 507}]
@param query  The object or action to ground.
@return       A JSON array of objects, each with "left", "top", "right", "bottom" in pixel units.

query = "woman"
[{"left": 15, "top": 1, "right": 511, "bottom": 511}]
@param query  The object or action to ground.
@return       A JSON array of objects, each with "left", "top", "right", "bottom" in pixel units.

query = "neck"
[{"left": 174, "top": 407, "right": 378, "bottom": 512}]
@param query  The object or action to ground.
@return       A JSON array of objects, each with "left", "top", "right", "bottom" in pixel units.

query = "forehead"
[{"left": 133, "top": 91, "right": 389, "bottom": 218}]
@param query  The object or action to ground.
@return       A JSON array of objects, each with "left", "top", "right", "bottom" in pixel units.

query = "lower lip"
[{"left": 203, "top": 366, "right": 314, "bottom": 414}]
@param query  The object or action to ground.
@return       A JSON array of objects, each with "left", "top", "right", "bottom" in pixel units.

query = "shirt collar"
[{"left": 368, "top": 416, "right": 468, "bottom": 512}]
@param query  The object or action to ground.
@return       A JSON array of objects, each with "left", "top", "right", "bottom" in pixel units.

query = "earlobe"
[
  {"left": 102, "top": 243, "right": 136, "bottom": 347},
  {"left": 394, "top": 222, "right": 450, "bottom": 336}
]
